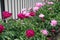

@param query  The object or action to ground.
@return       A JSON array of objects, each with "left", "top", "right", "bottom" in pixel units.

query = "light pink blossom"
[
  {"left": 50, "top": 20, "right": 57, "bottom": 26},
  {"left": 35, "top": 3, "right": 44, "bottom": 7},
  {"left": 47, "top": 2, "right": 54, "bottom": 5},
  {"left": 41, "top": 29, "right": 48, "bottom": 36},
  {"left": 22, "top": 11, "right": 27, "bottom": 15},
  {"left": 33, "top": 7, "right": 39, "bottom": 12},
  {"left": 25, "top": 12, "right": 31, "bottom": 18},
  {"left": 39, "top": 14, "right": 44, "bottom": 18}
]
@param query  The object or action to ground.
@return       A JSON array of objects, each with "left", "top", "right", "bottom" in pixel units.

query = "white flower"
[{"left": 39, "top": 14, "right": 44, "bottom": 18}]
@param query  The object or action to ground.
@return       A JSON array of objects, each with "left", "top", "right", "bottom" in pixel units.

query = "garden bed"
[{"left": 0, "top": 1, "right": 60, "bottom": 40}]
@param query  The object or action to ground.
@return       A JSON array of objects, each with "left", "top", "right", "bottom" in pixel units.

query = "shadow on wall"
[
  {"left": 0, "top": 0, "right": 6, "bottom": 22},
  {"left": 0, "top": 0, "right": 1, "bottom": 19},
  {"left": 0, "top": 0, "right": 1, "bottom": 11}
]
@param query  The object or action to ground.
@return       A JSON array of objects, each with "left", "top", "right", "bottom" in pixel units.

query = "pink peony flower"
[
  {"left": 41, "top": 29, "right": 48, "bottom": 36},
  {"left": 17, "top": 13, "right": 25, "bottom": 19},
  {"left": 0, "top": 24, "right": 5, "bottom": 33},
  {"left": 35, "top": 3, "right": 44, "bottom": 7},
  {"left": 2, "top": 11, "right": 12, "bottom": 19},
  {"left": 26, "top": 29, "right": 35, "bottom": 38},
  {"left": 50, "top": 20, "right": 57, "bottom": 26},
  {"left": 25, "top": 12, "right": 31, "bottom": 18},
  {"left": 33, "top": 7, "right": 39, "bottom": 12},
  {"left": 39, "top": 14, "right": 44, "bottom": 18},
  {"left": 47, "top": 2, "right": 54, "bottom": 5},
  {"left": 29, "top": 11, "right": 35, "bottom": 16},
  {"left": 22, "top": 11, "right": 27, "bottom": 15}
]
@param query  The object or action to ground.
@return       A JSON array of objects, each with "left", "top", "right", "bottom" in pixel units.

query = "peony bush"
[{"left": 0, "top": 1, "right": 60, "bottom": 40}]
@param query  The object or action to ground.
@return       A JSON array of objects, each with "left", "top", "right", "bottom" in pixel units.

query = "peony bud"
[{"left": 51, "top": 29, "right": 56, "bottom": 33}]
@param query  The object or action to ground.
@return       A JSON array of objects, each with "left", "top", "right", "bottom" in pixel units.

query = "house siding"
[{"left": 0, "top": 0, "right": 43, "bottom": 19}]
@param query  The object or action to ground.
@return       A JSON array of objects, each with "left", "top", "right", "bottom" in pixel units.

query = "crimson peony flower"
[
  {"left": 29, "top": 11, "right": 35, "bottom": 16},
  {"left": 26, "top": 29, "right": 35, "bottom": 38},
  {"left": 2, "top": 11, "right": 12, "bottom": 19},
  {"left": 17, "top": 13, "right": 25, "bottom": 19},
  {"left": 0, "top": 24, "right": 5, "bottom": 33}
]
